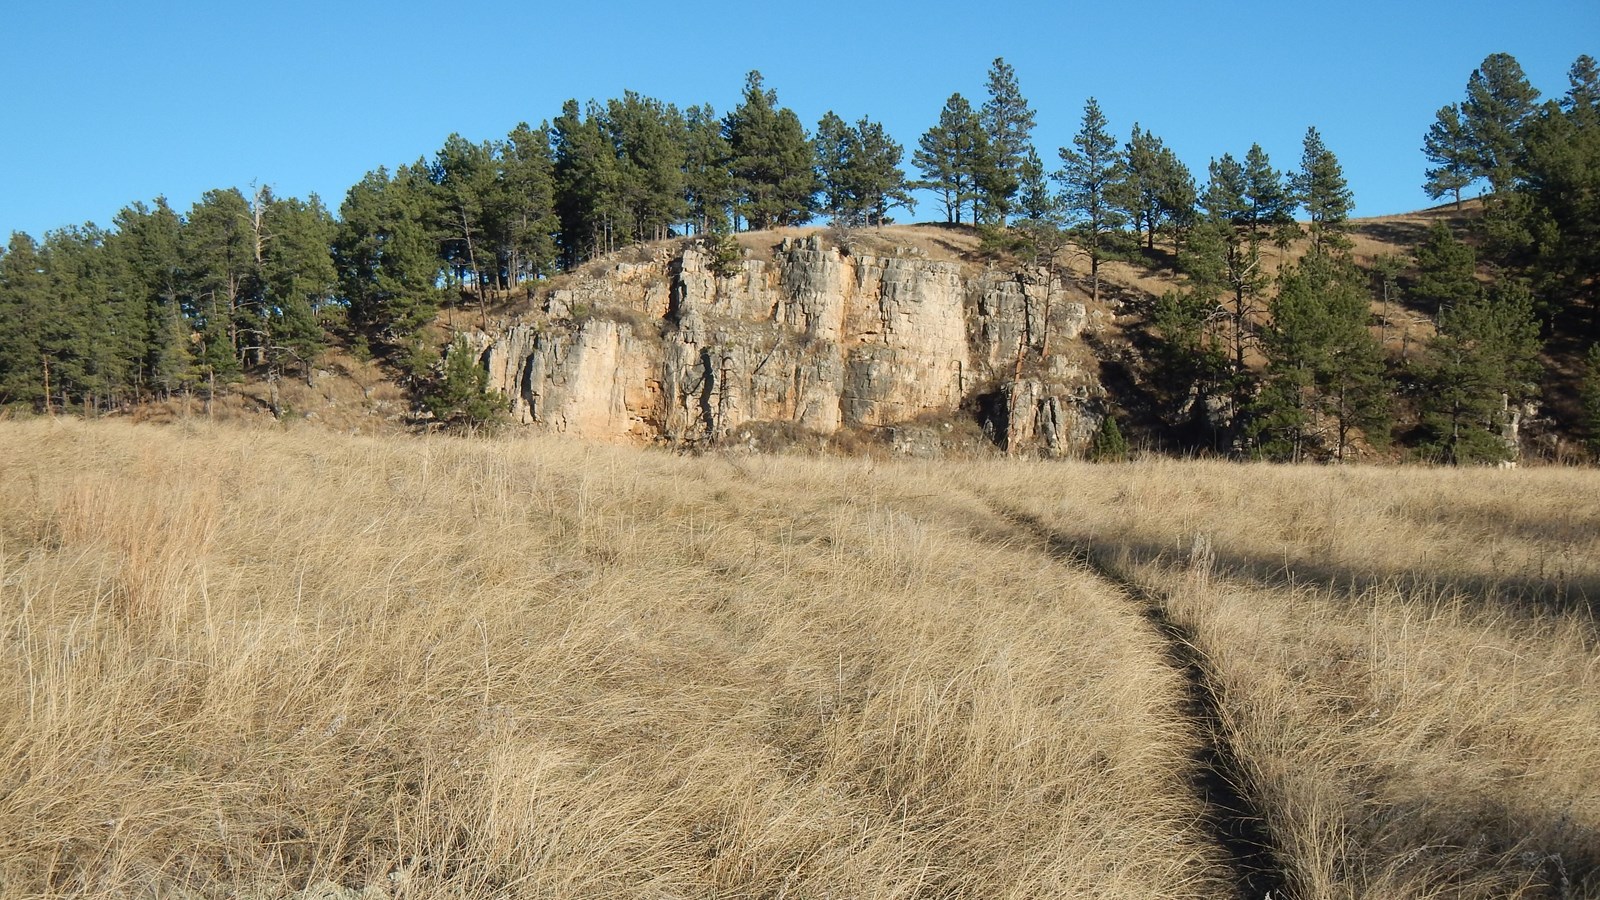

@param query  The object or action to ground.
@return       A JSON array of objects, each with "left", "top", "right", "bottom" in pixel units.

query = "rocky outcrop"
[{"left": 475, "top": 233, "right": 1109, "bottom": 456}]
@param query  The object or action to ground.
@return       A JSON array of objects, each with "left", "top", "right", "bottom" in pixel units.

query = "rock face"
[{"left": 476, "top": 234, "right": 1107, "bottom": 456}]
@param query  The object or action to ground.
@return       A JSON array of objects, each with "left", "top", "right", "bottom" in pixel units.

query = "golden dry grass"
[
  {"left": 4, "top": 421, "right": 1596, "bottom": 898},
  {"left": 978, "top": 458, "right": 1600, "bottom": 899},
  {"left": 0, "top": 420, "right": 1226, "bottom": 899}
]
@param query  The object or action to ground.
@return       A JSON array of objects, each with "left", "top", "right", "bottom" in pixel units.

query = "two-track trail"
[{"left": 995, "top": 506, "right": 1292, "bottom": 900}]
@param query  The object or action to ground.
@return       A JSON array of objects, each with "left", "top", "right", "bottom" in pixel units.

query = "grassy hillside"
[{"left": 2, "top": 419, "right": 1596, "bottom": 898}]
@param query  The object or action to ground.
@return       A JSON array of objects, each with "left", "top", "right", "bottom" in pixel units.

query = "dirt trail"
[{"left": 998, "top": 507, "right": 1291, "bottom": 900}]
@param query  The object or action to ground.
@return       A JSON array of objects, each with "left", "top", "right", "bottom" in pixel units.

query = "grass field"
[{"left": 1, "top": 419, "right": 1595, "bottom": 898}]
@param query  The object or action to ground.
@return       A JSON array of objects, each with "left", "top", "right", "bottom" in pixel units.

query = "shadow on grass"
[{"left": 1017, "top": 516, "right": 1599, "bottom": 899}]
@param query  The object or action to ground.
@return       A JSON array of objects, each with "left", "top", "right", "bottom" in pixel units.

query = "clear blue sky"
[{"left": 2, "top": 0, "right": 1595, "bottom": 239}]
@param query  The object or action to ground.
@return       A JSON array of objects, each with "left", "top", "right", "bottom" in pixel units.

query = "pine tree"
[
  {"left": 1411, "top": 222, "right": 1479, "bottom": 314},
  {"left": 683, "top": 104, "right": 736, "bottom": 234},
  {"left": 495, "top": 121, "right": 559, "bottom": 283},
  {"left": 1114, "top": 125, "right": 1195, "bottom": 251},
  {"left": 814, "top": 111, "right": 855, "bottom": 222},
  {"left": 1090, "top": 414, "right": 1129, "bottom": 461},
  {"left": 1420, "top": 280, "right": 1542, "bottom": 464},
  {"left": 724, "top": 72, "right": 817, "bottom": 230},
  {"left": 423, "top": 336, "right": 508, "bottom": 433},
  {"left": 1185, "top": 153, "right": 1266, "bottom": 443},
  {"left": 1114, "top": 124, "right": 1164, "bottom": 250},
  {"left": 817, "top": 112, "right": 912, "bottom": 226},
  {"left": 1150, "top": 286, "right": 1227, "bottom": 434},
  {"left": 1255, "top": 252, "right": 1389, "bottom": 461},
  {"left": 1292, "top": 127, "right": 1353, "bottom": 254},
  {"left": 1015, "top": 149, "right": 1055, "bottom": 224},
  {"left": 1461, "top": 53, "right": 1541, "bottom": 194},
  {"left": 912, "top": 93, "right": 987, "bottom": 225},
  {"left": 1243, "top": 144, "right": 1294, "bottom": 248},
  {"left": 1422, "top": 104, "right": 1476, "bottom": 209},
  {"left": 977, "top": 57, "right": 1037, "bottom": 226},
  {"left": 0, "top": 233, "right": 49, "bottom": 408},
  {"left": 180, "top": 188, "right": 257, "bottom": 382},
  {"left": 1564, "top": 54, "right": 1600, "bottom": 123},
  {"left": 1581, "top": 343, "right": 1600, "bottom": 455},
  {"left": 1515, "top": 84, "right": 1600, "bottom": 330},
  {"left": 334, "top": 166, "right": 443, "bottom": 347},
  {"left": 42, "top": 225, "right": 121, "bottom": 409},
  {"left": 431, "top": 134, "right": 498, "bottom": 302},
  {"left": 552, "top": 100, "right": 624, "bottom": 263},
  {"left": 607, "top": 92, "right": 689, "bottom": 243},
  {"left": 108, "top": 198, "right": 190, "bottom": 397},
  {"left": 260, "top": 194, "right": 336, "bottom": 383},
  {"left": 1056, "top": 97, "right": 1128, "bottom": 304}
]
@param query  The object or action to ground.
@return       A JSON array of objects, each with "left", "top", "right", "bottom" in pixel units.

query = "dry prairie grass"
[
  {"left": 6, "top": 422, "right": 1596, "bottom": 898},
  {"left": 979, "top": 459, "right": 1600, "bottom": 898},
  {"left": 0, "top": 420, "right": 1226, "bottom": 898}
]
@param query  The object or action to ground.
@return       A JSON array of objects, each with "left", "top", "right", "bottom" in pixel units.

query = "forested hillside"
[{"left": 1, "top": 53, "right": 1596, "bottom": 462}]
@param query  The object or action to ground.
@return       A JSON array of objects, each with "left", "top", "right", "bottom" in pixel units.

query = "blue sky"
[{"left": 2, "top": 0, "right": 1595, "bottom": 238}]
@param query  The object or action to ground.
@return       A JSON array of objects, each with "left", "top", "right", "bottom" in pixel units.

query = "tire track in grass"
[{"left": 998, "top": 507, "right": 1291, "bottom": 900}]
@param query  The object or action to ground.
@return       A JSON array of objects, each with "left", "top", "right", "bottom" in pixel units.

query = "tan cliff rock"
[{"left": 474, "top": 233, "right": 1109, "bottom": 456}]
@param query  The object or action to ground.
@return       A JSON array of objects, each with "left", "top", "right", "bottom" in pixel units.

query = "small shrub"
[{"left": 1091, "top": 414, "right": 1129, "bottom": 462}]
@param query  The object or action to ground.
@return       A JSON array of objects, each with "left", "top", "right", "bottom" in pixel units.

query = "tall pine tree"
[
  {"left": 724, "top": 72, "right": 817, "bottom": 230},
  {"left": 1056, "top": 97, "right": 1127, "bottom": 304},
  {"left": 912, "top": 93, "right": 987, "bottom": 225},
  {"left": 977, "top": 57, "right": 1037, "bottom": 226}
]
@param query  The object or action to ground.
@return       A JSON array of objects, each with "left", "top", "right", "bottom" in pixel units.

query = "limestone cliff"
[{"left": 475, "top": 232, "right": 1110, "bottom": 456}]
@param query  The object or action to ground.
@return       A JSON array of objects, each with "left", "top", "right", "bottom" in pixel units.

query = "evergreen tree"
[
  {"left": 431, "top": 134, "right": 497, "bottom": 301},
  {"left": 607, "top": 92, "right": 689, "bottom": 242},
  {"left": 814, "top": 111, "right": 855, "bottom": 221},
  {"left": 1461, "top": 52, "right": 1541, "bottom": 194},
  {"left": 41, "top": 225, "right": 120, "bottom": 408},
  {"left": 977, "top": 57, "right": 1037, "bottom": 226},
  {"left": 1056, "top": 97, "right": 1128, "bottom": 304},
  {"left": 1114, "top": 124, "right": 1164, "bottom": 250},
  {"left": 1150, "top": 286, "right": 1227, "bottom": 434},
  {"left": 1422, "top": 103, "right": 1476, "bottom": 209},
  {"left": 816, "top": 112, "right": 912, "bottom": 226},
  {"left": 552, "top": 100, "right": 624, "bottom": 263},
  {"left": 1411, "top": 222, "right": 1479, "bottom": 314},
  {"left": 1291, "top": 127, "right": 1353, "bottom": 254},
  {"left": 0, "top": 234, "right": 50, "bottom": 408},
  {"left": 107, "top": 198, "right": 190, "bottom": 396},
  {"left": 495, "top": 122, "right": 559, "bottom": 283},
  {"left": 1515, "top": 89, "right": 1600, "bottom": 330},
  {"left": 1114, "top": 124, "right": 1195, "bottom": 251},
  {"left": 260, "top": 194, "right": 337, "bottom": 382},
  {"left": 1581, "top": 343, "right": 1600, "bottom": 455},
  {"left": 1419, "top": 280, "right": 1542, "bottom": 464},
  {"left": 1255, "top": 252, "right": 1389, "bottom": 461},
  {"left": 423, "top": 336, "right": 508, "bottom": 433},
  {"left": 683, "top": 104, "right": 736, "bottom": 234},
  {"left": 1564, "top": 54, "right": 1600, "bottom": 122},
  {"left": 180, "top": 188, "right": 257, "bottom": 382},
  {"left": 912, "top": 93, "right": 987, "bottom": 225},
  {"left": 334, "top": 166, "right": 443, "bottom": 347},
  {"left": 1090, "top": 414, "right": 1129, "bottom": 461},
  {"left": 724, "top": 72, "right": 817, "bottom": 230},
  {"left": 1185, "top": 154, "right": 1265, "bottom": 443},
  {"left": 1243, "top": 143, "right": 1294, "bottom": 248},
  {"left": 1014, "top": 149, "right": 1055, "bottom": 224}
]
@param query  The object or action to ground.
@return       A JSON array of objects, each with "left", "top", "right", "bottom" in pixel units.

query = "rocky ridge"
[{"left": 473, "top": 233, "right": 1112, "bottom": 456}]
